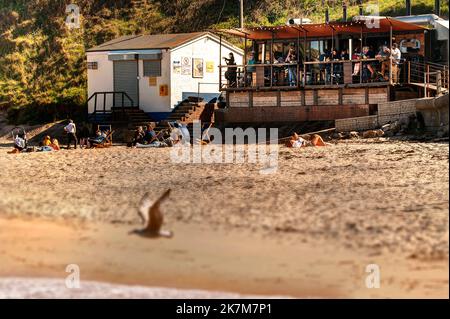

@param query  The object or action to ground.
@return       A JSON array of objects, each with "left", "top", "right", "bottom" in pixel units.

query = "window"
[
  {"left": 143, "top": 59, "right": 161, "bottom": 77},
  {"left": 87, "top": 61, "right": 98, "bottom": 70}
]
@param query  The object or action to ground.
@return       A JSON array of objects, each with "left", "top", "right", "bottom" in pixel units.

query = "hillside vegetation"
[{"left": 0, "top": 0, "right": 447, "bottom": 123}]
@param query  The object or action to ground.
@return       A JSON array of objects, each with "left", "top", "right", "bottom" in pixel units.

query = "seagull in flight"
[{"left": 129, "top": 189, "right": 173, "bottom": 238}]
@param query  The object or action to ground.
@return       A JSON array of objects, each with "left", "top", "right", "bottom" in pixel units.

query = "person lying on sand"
[{"left": 286, "top": 133, "right": 331, "bottom": 148}]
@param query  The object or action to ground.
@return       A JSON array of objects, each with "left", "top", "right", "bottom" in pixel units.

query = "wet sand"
[{"left": 0, "top": 139, "right": 448, "bottom": 298}]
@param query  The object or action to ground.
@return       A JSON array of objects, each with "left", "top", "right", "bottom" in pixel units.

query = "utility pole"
[
  {"left": 358, "top": 0, "right": 363, "bottom": 15},
  {"left": 435, "top": 0, "right": 441, "bottom": 16},
  {"left": 239, "top": 0, "right": 244, "bottom": 29}
]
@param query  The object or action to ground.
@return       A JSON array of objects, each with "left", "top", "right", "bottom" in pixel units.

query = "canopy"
[{"left": 215, "top": 16, "right": 428, "bottom": 40}]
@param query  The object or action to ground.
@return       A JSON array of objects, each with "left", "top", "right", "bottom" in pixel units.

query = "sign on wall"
[
  {"left": 173, "top": 60, "right": 181, "bottom": 74},
  {"left": 159, "top": 84, "right": 169, "bottom": 96},
  {"left": 193, "top": 58, "right": 204, "bottom": 78},
  {"left": 206, "top": 61, "right": 214, "bottom": 73},
  {"left": 181, "top": 57, "right": 191, "bottom": 75},
  {"left": 148, "top": 77, "right": 157, "bottom": 86}
]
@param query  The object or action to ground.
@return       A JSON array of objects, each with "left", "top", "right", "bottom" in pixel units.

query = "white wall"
[
  {"left": 86, "top": 52, "right": 114, "bottom": 114},
  {"left": 170, "top": 35, "right": 243, "bottom": 108},
  {"left": 138, "top": 50, "right": 171, "bottom": 113},
  {"left": 86, "top": 34, "right": 243, "bottom": 115}
]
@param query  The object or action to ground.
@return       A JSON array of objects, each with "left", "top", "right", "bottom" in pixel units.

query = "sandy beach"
[{"left": 0, "top": 136, "right": 448, "bottom": 298}]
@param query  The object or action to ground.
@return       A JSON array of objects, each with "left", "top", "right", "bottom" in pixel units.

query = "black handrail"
[{"left": 87, "top": 91, "right": 135, "bottom": 114}]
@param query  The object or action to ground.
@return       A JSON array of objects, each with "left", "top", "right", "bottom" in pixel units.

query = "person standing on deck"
[
  {"left": 246, "top": 51, "right": 257, "bottom": 86},
  {"left": 285, "top": 48, "right": 297, "bottom": 86},
  {"left": 64, "top": 119, "right": 78, "bottom": 150},
  {"left": 223, "top": 52, "right": 237, "bottom": 88},
  {"left": 376, "top": 46, "right": 391, "bottom": 81},
  {"left": 390, "top": 43, "right": 402, "bottom": 85}
]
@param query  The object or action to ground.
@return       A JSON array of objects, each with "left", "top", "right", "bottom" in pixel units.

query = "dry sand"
[{"left": 0, "top": 134, "right": 448, "bottom": 298}]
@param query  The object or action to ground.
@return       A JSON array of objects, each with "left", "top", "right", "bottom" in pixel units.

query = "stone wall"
[{"left": 335, "top": 99, "right": 417, "bottom": 132}]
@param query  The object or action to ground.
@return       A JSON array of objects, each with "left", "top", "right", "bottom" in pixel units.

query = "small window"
[
  {"left": 143, "top": 60, "right": 161, "bottom": 77},
  {"left": 87, "top": 61, "right": 98, "bottom": 70}
]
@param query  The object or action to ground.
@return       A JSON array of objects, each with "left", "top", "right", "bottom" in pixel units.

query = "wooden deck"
[{"left": 226, "top": 85, "right": 389, "bottom": 108}]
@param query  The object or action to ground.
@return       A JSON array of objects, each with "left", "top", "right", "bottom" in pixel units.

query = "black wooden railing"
[{"left": 87, "top": 91, "right": 135, "bottom": 115}]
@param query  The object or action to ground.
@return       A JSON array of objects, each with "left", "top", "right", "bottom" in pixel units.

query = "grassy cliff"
[{"left": 0, "top": 0, "right": 447, "bottom": 123}]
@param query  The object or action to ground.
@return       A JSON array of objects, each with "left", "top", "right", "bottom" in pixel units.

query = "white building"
[{"left": 86, "top": 32, "right": 243, "bottom": 121}]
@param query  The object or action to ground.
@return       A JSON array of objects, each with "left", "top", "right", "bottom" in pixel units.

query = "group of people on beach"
[
  {"left": 8, "top": 117, "right": 331, "bottom": 153},
  {"left": 130, "top": 122, "right": 187, "bottom": 148},
  {"left": 64, "top": 119, "right": 111, "bottom": 149},
  {"left": 7, "top": 119, "right": 112, "bottom": 154}
]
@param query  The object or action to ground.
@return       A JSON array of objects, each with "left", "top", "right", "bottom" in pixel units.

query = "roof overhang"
[{"left": 216, "top": 17, "right": 428, "bottom": 41}]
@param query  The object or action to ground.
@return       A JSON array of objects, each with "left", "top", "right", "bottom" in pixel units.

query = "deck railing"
[
  {"left": 219, "top": 58, "right": 398, "bottom": 90},
  {"left": 407, "top": 61, "right": 449, "bottom": 96}
]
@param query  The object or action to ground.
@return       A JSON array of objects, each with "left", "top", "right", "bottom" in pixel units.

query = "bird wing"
[
  {"left": 138, "top": 192, "right": 153, "bottom": 226},
  {"left": 146, "top": 189, "right": 171, "bottom": 233}
]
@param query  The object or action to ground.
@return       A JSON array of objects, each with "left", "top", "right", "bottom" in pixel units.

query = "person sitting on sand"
[
  {"left": 287, "top": 133, "right": 331, "bottom": 148},
  {"left": 88, "top": 130, "right": 107, "bottom": 147},
  {"left": 131, "top": 126, "right": 145, "bottom": 147},
  {"left": 8, "top": 135, "right": 26, "bottom": 154},
  {"left": 144, "top": 124, "right": 157, "bottom": 144},
  {"left": 50, "top": 138, "right": 60, "bottom": 151},
  {"left": 37, "top": 138, "right": 60, "bottom": 152},
  {"left": 41, "top": 135, "right": 51, "bottom": 147}
]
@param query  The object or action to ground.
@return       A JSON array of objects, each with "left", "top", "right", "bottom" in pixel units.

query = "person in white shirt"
[
  {"left": 390, "top": 43, "right": 402, "bottom": 84},
  {"left": 64, "top": 119, "right": 78, "bottom": 149}
]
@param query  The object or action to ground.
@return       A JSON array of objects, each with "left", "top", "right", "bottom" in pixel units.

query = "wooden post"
[
  {"left": 219, "top": 34, "right": 222, "bottom": 89},
  {"left": 303, "top": 32, "right": 307, "bottom": 86},
  {"left": 244, "top": 34, "right": 248, "bottom": 88},
  {"left": 436, "top": 71, "right": 442, "bottom": 95},
  {"left": 248, "top": 91, "right": 253, "bottom": 107},
  {"left": 389, "top": 24, "right": 393, "bottom": 85},
  {"left": 277, "top": 90, "right": 281, "bottom": 107},
  {"left": 407, "top": 61, "right": 411, "bottom": 84},
  {"left": 239, "top": 0, "right": 244, "bottom": 29},
  {"left": 297, "top": 30, "right": 300, "bottom": 88},
  {"left": 270, "top": 32, "right": 274, "bottom": 88},
  {"left": 360, "top": 26, "right": 363, "bottom": 84}
]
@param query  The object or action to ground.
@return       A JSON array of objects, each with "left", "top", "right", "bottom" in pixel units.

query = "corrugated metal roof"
[{"left": 87, "top": 32, "right": 209, "bottom": 52}]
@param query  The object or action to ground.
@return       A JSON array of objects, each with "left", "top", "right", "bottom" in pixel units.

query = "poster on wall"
[
  {"left": 206, "top": 61, "right": 214, "bottom": 73},
  {"left": 181, "top": 57, "right": 191, "bottom": 75},
  {"left": 173, "top": 60, "right": 181, "bottom": 74},
  {"left": 148, "top": 77, "right": 157, "bottom": 86},
  {"left": 193, "top": 58, "right": 204, "bottom": 78}
]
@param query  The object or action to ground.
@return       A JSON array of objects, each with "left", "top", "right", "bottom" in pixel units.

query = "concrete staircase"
[
  {"left": 111, "top": 107, "right": 153, "bottom": 128},
  {"left": 153, "top": 99, "right": 212, "bottom": 131},
  {"left": 119, "top": 98, "right": 219, "bottom": 143}
]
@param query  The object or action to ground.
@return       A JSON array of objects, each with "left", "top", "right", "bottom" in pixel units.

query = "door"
[{"left": 113, "top": 60, "right": 139, "bottom": 107}]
